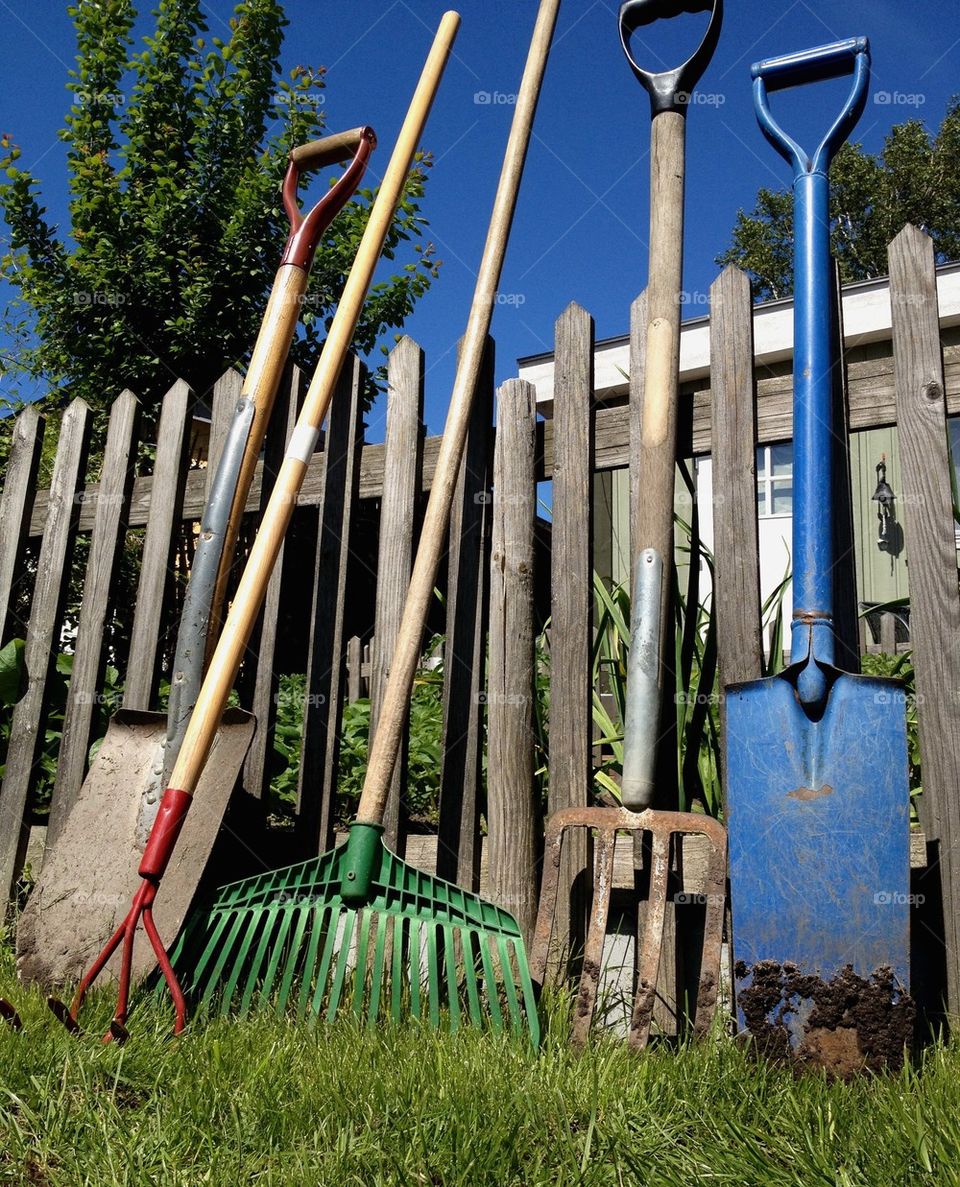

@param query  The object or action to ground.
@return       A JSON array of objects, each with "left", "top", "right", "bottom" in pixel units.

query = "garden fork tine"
[{"left": 531, "top": 806, "right": 726, "bottom": 1050}]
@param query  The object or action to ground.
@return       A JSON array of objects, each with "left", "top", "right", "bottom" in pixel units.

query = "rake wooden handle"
[
  {"left": 356, "top": 0, "right": 562, "bottom": 827},
  {"left": 167, "top": 11, "right": 461, "bottom": 799}
]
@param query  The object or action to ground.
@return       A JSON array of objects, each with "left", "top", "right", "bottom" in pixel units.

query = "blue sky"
[{"left": 0, "top": 0, "right": 957, "bottom": 439}]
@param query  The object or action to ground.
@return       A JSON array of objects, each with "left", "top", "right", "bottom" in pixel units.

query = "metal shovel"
[
  {"left": 725, "top": 39, "right": 913, "bottom": 1075},
  {"left": 529, "top": 0, "right": 726, "bottom": 1050},
  {"left": 10, "top": 128, "right": 375, "bottom": 999}
]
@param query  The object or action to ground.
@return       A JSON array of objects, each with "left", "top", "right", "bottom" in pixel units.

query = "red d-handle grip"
[{"left": 281, "top": 126, "right": 377, "bottom": 269}]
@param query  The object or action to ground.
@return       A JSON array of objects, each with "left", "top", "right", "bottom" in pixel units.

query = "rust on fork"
[{"left": 530, "top": 805, "right": 727, "bottom": 1051}]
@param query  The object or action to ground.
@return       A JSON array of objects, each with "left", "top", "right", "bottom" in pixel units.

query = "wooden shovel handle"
[
  {"left": 356, "top": 0, "right": 562, "bottom": 827},
  {"left": 167, "top": 12, "right": 461, "bottom": 798},
  {"left": 634, "top": 110, "right": 686, "bottom": 648}
]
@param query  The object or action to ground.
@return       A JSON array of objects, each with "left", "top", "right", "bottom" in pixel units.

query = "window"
[{"left": 757, "top": 443, "right": 793, "bottom": 518}]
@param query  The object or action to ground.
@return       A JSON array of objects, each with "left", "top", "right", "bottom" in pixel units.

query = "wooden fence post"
[
  {"left": 549, "top": 302, "right": 594, "bottom": 962},
  {"left": 0, "top": 406, "right": 44, "bottom": 645},
  {"left": 436, "top": 338, "right": 494, "bottom": 890},
  {"left": 487, "top": 378, "right": 539, "bottom": 944},
  {"left": 370, "top": 337, "right": 424, "bottom": 855},
  {"left": 890, "top": 223, "right": 960, "bottom": 1018},
  {"left": 49, "top": 391, "right": 140, "bottom": 843},
  {"left": 0, "top": 399, "right": 91, "bottom": 904},
  {"left": 711, "top": 266, "right": 764, "bottom": 693},
  {"left": 123, "top": 380, "right": 193, "bottom": 710},
  {"left": 297, "top": 355, "right": 365, "bottom": 854}
]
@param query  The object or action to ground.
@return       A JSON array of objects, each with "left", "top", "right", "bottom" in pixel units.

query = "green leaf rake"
[{"left": 168, "top": 0, "right": 563, "bottom": 1044}]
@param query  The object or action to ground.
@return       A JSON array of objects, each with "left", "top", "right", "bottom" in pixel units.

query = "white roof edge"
[{"left": 521, "top": 263, "right": 960, "bottom": 406}]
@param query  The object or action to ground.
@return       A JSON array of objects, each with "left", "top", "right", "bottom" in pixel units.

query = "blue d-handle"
[{"left": 751, "top": 39, "right": 870, "bottom": 704}]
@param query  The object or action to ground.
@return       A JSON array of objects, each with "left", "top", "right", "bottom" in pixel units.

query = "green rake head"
[{"left": 170, "top": 824, "right": 540, "bottom": 1044}]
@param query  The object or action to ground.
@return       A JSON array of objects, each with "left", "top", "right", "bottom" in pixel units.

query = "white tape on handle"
[{"left": 286, "top": 423, "right": 320, "bottom": 465}]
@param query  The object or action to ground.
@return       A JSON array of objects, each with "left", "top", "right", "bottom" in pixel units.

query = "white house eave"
[{"left": 519, "top": 262, "right": 960, "bottom": 410}]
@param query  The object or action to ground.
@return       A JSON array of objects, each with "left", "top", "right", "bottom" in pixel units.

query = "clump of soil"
[{"left": 734, "top": 960, "right": 915, "bottom": 1079}]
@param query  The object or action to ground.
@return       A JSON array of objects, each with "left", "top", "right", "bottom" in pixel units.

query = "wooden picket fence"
[{"left": 1, "top": 224, "right": 959, "bottom": 1025}]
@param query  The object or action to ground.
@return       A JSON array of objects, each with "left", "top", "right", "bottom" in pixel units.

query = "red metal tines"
[{"left": 48, "top": 788, "right": 192, "bottom": 1042}]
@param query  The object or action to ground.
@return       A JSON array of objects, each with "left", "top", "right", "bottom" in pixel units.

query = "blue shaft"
[{"left": 790, "top": 169, "right": 835, "bottom": 668}]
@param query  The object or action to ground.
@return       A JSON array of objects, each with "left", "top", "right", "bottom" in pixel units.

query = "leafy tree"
[
  {"left": 718, "top": 98, "right": 960, "bottom": 300},
  {"left": 0, "top": 0, "right": 439, "bottom": 439}
]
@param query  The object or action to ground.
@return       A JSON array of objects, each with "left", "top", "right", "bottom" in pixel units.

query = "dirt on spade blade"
[{"left": 734, "top": 960, "right": 915, "bottom": 1079}]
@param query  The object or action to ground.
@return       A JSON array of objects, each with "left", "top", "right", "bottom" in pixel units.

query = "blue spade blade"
[{"left": 726, "top": 664, "right": 911, "bottom": 1050}]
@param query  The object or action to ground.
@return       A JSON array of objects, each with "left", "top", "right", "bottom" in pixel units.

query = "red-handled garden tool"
[
  {"left": 43, "top": 12, "right": 460, "bottom": 1042},
  {"left": 9, "top": 128, "right": 375, "bottom": 1019}
]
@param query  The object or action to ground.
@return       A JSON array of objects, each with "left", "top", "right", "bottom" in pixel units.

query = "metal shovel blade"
[
  {"left": 530, "top": 806, "right": 726, "bottom": 1050},
  {"left": 726, "top": 665, "right": 913, "bottom": 1071},
  {"left": 16, "top": 708, "right": 254, "bottom": 988}
]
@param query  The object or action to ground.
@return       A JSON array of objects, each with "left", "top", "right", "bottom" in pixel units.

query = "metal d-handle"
[
  {"left": 619, "top": 0, "right": 723, "bottom": 116},
  {"left": 751, "top": 38, "right": 870, "bottom": 709},
  {"left": 752, "top": 38, "right": 870, "bottom": 177}
]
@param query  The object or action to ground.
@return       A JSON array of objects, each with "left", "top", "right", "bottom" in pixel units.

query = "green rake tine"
[
  {"left": 497, "top": 935, "right": 522, "bottom": 1036},
  {"left": 221, "top": 906, "right": 275, "bottom": 1013},
  {"left": 252, "top": 900, "right": 307, "bottom": 1014},
  {"left": 273, "top": 902, "right": 313, "bottom": 1015},
  {"left": 478, "top": 933, "right": 504, "bottom": 1032},
  {"left": 324, "top": 907, "right": 357, "bottom": 1023},
  {"left": 303, "top": 904, "right": 339, "bottom": 1021},
  {"left": 390, "top": 914, "right": 406, "bottom": 1023},
  {"left": 352, "top": 908, "right": 374, "bottom": 1018},
  {"left": 238, "top": 902, "right": 285, "bottom": 1015},
  {"left": 187, "top": 905, "right": 245, "bottom": 1002},
  {"left": 443, "top": 925, "right": 460, "bottom": 1034},
  {"left": 200, "top": 908, "right": 256, "bottom": 1013},
  {"left": 427, "top": 923, "right": 442, "bottom": 1029},
  {"left": 368, "top": 913, "right": 389, "bottom": 1027},
  {"left": 409, "top": 921, "right": 422, "bottom": 1021},
  {"left": 460, "top": 928, "right": 482, "bottom": 1027}
]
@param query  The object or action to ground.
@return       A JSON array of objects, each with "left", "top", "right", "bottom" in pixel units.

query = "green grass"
[{"left": 2, "top": 934, "right": 959, "bottom": 1187}]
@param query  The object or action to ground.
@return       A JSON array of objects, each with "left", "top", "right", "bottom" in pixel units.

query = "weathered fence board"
[
  {"left": 487, "top": 378, "right": 539, "bottom": 945},
  {"left": 49, "top": 392, "right": 140, "bottom": 843},
  {"left": 711, "top": 267, "right": 764, "bottom": 692},
  {"left": 890, "top": 224, "right": 960, "bottom": 1018},
  {"left": 0, "top": 406, "right": 44, "bottom": 645},
  {"left": 297, "top": 355, "right": 365, "bottom": 854},
  {"left": 436, "top": 339, "right": 493, "bottom": 890},
  {"left": 370, "top": 337, "right": 424, "bottom": 854},
  {"left": 0, "top": 399, "right": 91, "bottom": 903},
  {"left": 549, "top": 303, "right": 594, "bottom": 962},
  {"left": 123, "top": 380, "right": 193, "bottom": 711}
]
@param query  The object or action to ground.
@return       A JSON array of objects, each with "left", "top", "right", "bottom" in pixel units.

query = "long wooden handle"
[
  {"left": 634, "top": 110, "right": 686, "bottom": 646},
  {"left": 168, "top": 11, "right": 461, "bottom": 798},
  {"left": 356, "top": 0, "right": 562, "bottom": 827}
]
